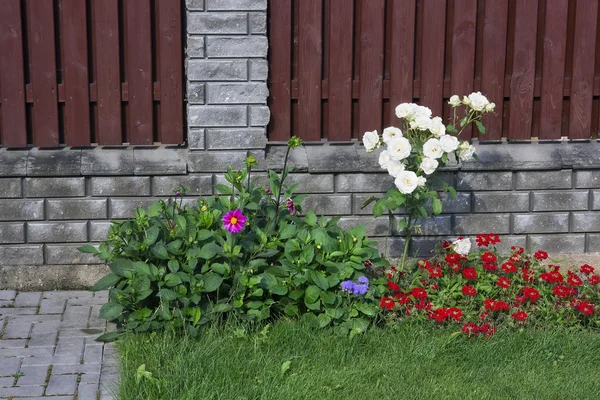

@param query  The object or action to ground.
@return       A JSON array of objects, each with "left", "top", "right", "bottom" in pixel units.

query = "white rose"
[
  {"left": 394, "top": 170, "right": 419, "bottom": 194},
  {"left": 382, "top": 127, "right": 402, "bottom": 143},
  {"left": 362, "top": 130, "right": 380, "bottom": 152},
  {"left": 439, "top": 134, "right": 459, "bottom": 153},
  {"left": 417, "top": 176, "right": 427, "bottom": 187},
  {"left": 448, "top": 95, "right": 461, "bottom": 107},
  {"left": 378, "top": 150, "right": 391, "bottom": 170},
  {"left": 387, "top": 159, "right": 405, "bottom": 177},
  {"left": 395, "top": 103, "right": 416, "bottom": 120},
  {"left": 430, "top": 116, "right": 446, "bottom": 137},
  {"left": 484, "top": 102, "right": 495, "bottom": 112},
  {"left": 452, "top": 237, "right": 471, "bottom": 256},
  {"left": 467, "top": 91, "right": 489, "bottom": 111},
  {"left": 458, "top": 141, "right": 475, "bottom": 161},
  {"left": 414, "top": 105, "right": 432, "bottom": 118},
  {"left": 410, "top": 116, "right": 432, "bottom": 131},
  {"left": 422, "top": 138, "right": 443, "bottom": 159},
  {"left": 387, "top": 137, "right": 412, "bottom": 161},
  {"left": 419, "top": 157, "right": 439, "bottom": 175}
]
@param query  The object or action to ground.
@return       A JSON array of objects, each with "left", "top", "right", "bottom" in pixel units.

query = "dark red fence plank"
[
  {"left": 357, "top": 0, "right": 385, "bottom": 135},
  {"left": 60, "top": 0, "right": 91, "bottom": 146},
  {"left": 388, "top": 0, "right": 416, "bottom": 126},
  {"left": 0, "top": 0, "right": 27, "bottom": 148},
  {"left": 568, "top": 0, "right": 598, "bottom": 140},
  {"left": 508, "top": 0, "right": 539, "bottom": 140},
  {"left": 450, "top": 0, "right": 477, "bottom": 140},
  {"left": 297, "top": 0, "right": 322, "bottom": 141},
  {"left": 158, "top": 0, "right": 183, "bottom": 144},
  {"left": 327, "top": 0, "right": 353, "bottom": 140},
  {"left": 539, "top": 0, "right": 568, "bottom": 140},
  {"left": 268, "top": 0, "right": 292, "bottom": 141},
  {"left": 93, "top": 0, "right": 122, "bottom": 145},
  {"left": 125, "top": 0, "right": 153, "bottom": 145},
  {"left": 27, "top": 0, "right": 59, "bottom": 147},
  {"left": 419, "top": 0, "right": 446, "bottom": 118}
]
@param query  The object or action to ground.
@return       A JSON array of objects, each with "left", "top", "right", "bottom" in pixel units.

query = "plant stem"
[
  {"left": 400, "top": 215, "right": 414, "bottom": 271},
  {"left": 272, "top": 146, "right": 291, "bottom": 231}
]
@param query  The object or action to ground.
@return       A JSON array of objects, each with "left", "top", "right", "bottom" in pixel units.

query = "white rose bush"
[{"left": 362, "top": 93, "right": 493, "bottom": 268}]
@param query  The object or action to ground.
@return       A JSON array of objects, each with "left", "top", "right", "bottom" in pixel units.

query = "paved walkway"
[{"left": 0, "top": 290, "right": 116, "bottom": 399}]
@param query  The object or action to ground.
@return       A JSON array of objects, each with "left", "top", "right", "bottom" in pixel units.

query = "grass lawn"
[{"left": 115, "top": 321, "right": 600, "bottom": 400}]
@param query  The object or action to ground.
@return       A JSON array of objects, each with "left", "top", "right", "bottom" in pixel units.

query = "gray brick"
[
  {"left": 0, "top": 357, "right": 21, "bottom": 376},
  {"left": 188, "top": 128, "right": 206, "bottom": 150},
  {"left": 0, "top": 290, "right": 16, "bottom": 300},
  {"left": 0, "top": 245, "right": 44, "bottom": 265},
  {"left": 439, "top": 192, "right": 471, "bottom": 213},
  {"left": 186, "top": 35, "right": 205, "bottom": 57},
  {"left": 301, "top": 195, "right": 351, "bottom": 215},
  {"left": 206, "top": 0, "right": 267, "bottom": 11},
  {"left": 572, "top": 212, "right": 600, "bottom": 232},
  {"left": 2, "top": 321, "right": 32, "bottom": 338},
  {"left": 78, "top": 383, "right": 100, "bottom": 399},
  {"left": 188, "top": 150, "right": 248, "bottom": 172},
  {"left": 206, "top": 128, "right": 267, "bottom": 149},
  {"left": 336, "top": 173, "right": 393, "bottom": 193},
  {"left": 206, "top": 82, "right": 268, "bottom": 104},
  {"left": 27, "top": 148, "right": 81, "bottom": 176},
  {"left": 0, "top": 149, "right": 28, "bottom": 176},
  {"left": 47, "top": 199, "right": 108, "bottom": 220},
  {"left": 249, "top": 59, "right": 268, "bottom": 80},
  {"left": 286, "top": 174, "right": 334, "bottom": 193},
  {"left": 575, "top": 170, "right": 600, "bottom": 188},
  {"left": 0, "top": 385, "right": 45, "bottom": 397},
  {"left": 134, "top": 148, "right": 187, "bottom": 175},
  {"left": 14, "top": 291, "right": 42, "bottom": 307},
  {"left": 473, "top": 192, "right": 530, "bottom": 213},
  {"left": 16, "top": 366, "right": 49, "bottom": 386},
  {"left": 456, "top": 171, "right": 513, "bottom": 191},
  {"left": 189, "top": 105, "right": 247, "bottom": 127},
  {"left": 593, "top": 190, "right": 600, "bottom": 210},
  {"left": 249, "top": 105, "right": 270, "bottom": 126},
  {"left": 0, "top": 223, "right": 25, "bottom": 244},
  {"left": 249, "top": 12, "right": 266, "bottom": 34},
  {"left": 529, "top": 234, "right": 586, "bottom": 254},
  {"left": 28, "top": 222, "right": 88, "bottom": 243},
  {"left": 25, "top": 177, "right": 85, "bottom": 198},
  {"left": 0, "top": 199, "right": 44, "bottom": 221},
  {"left": 81, "top": 149, "right": 134, "bottom": 175},
  {"left": 532, "top": 190, "right": 589, "bottom": 212},
  {"left": 512, "top": 213, "right": 569, "bottom": 234},
  {"left": 515, "top": 170, "right": 571, "bottom": 190},
  {"left": 206, "top": 36, "right": 268, "bottom": 58},
  {"left": 188, "top": 60, "right": 248, "bottom": 81},
  {"left": 46, "top": 374, "right": 78, "bottom": 395},
  {"left": 352, "top": 194, "right": 385, "bottom": 215},
  {"left": 46, "top": 245, "right": 101, "bottom": 265},
  {"left": 413, "top": 216, "right": 453, "bottom": 236},
  {"left": 266, "top": 145, "right": 309, "bottom": 171},
  {"left": 186, "top": 0, "right": 204, "bottom": 10},
  {"left": 0, "top": 178, "right": 21, "bottom": 198},
  {"left": 152, "top": 175, "right": 213, "bottom": 196},
  {"left": 187, "top": 82, "right": 205, "bottom": 104},
  {"left": 109, "top": 198, "right": 160, "bottom": 219},
  {"left": 454, "top": 214, "right": 511, "bottom": 235},
  {"left": 588, "top": 233, "right": 600, "bottom": 252},
  {"left": 375, "top": 237, "right": 406, "bottom": 259},
  {"left": 91, "top": 177, "right": 151, "bottom": 196},
  {"left": 188, "top": 13, "right": 248, "bottom": 34},
  {"left": 410, "top": 236, "right": 445, "bottom": 258},
  {"left": 39, "top": 298, "right": 66, "bottom": 314},
  {"left": 89, "top": 221, "right": 112, "bottom": 241}
]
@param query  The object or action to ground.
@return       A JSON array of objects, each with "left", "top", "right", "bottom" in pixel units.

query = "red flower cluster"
[
  {"left": 496, "top": 277, "right": 511, "bottom": 289},
  {"left": 428, "top": 307, "right": 463, "bottom": 323},
  {"left": 580, "top": 264, "right": 595, "bottom": 275},
  {"left": 462, "top": 322, "right": 495, "bottom": 337},
  {"left": 534, "top": 250, "right": 548, "bottom": 260},
  {"left": 476, "top": 233, "right": 501, "bottom": 247},
  {"left": 462, "top": 268, "right": 477, "bottom": 280},
  {"left": 512, "top": 310, "right": 528, "bottom": 321},
  {"left": 484, "top": 299, "right": 510, "bottom": 312},
  {"left": 462, "top": 285, "right": 477, "bottom": 297},
  {"left": 573, "top": 300, "right": 595, "bottom": 316}
]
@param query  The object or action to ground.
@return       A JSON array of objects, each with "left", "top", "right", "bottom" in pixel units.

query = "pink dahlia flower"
[{"left": 222, "top": 209, "right": 247, "bottom": 234}]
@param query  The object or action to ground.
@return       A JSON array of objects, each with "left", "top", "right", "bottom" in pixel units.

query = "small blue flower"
[
  {"left": 352, "top": 284, "right": 368, "bottom": 296},
  {"left": 357, "top": 276, "right": 369, "bottom": 285},
  {"left": 341, "top": 280, "right": 355, "bottom": 293}
]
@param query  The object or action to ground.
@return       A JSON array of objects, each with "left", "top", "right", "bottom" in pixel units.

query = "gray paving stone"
[
  {"left": 27, "top": 331, "right": 58, "bottom": 347},
  {"left": 46, "top": 373, "right": 78, "bottom": 395},
  {"left": 0, "top": 358, "right": 20, "bottom": 377},
  {"left": 80, "top": 373, "right": 101, "bottom": 385},
  {"left": 84, "top": 344, "right": 104, "bottom": 364},
  {"left": 21, "top": 355, "right": 81, "bottom": 366},
  {"left": 0, "top": 308, "right": 36, "bottom": 316},
  {"left": 0, "top": 291, "right": 16, "bottom": 301},
  {"left": 54, "top": 337, "right": 85, "bottom": 357},
  {"left": 14, "top": 292, "right": 42, "bottom": 307},
  {"left": 30, "top": 321, "right": 61, "bottom": 334},
  {"left": 0, "top": 385, "right": 44, "bottom": 397},
  {"left": 44, "top": 290, "right": 93, "bottom": 300},
  {"left": 39, "top": 299, "right": 66, "bottom": 314},
  {"left": 78, "top": 382, "right": 100, "bottom": 399},
  {"left": 0, "top": 377, "right": 13, "bottom": 387},
  {"left": 53, "top": 363, "right": 101, "bottom": 375},
  {"left": 0, "top": 347, "right": 53, "bottom": 357},
  {"left": 16, "top": 365, "right": 49, "bottom": 386},
  {"left": 0, "top": 339, "right": 27, "bottom": 348},
  {"left": 2, "top": 321, "right": 32, "bottom": 339}
]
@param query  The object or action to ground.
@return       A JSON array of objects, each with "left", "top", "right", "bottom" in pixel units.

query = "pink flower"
[
  {"left": 286, "top": 199, "right": 296, "bottom": 215},
  {"left": 222, "top": 209, "right": 247, "bottom": 234}
]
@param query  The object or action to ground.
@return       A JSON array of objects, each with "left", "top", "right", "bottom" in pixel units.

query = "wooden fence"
[
  {"left": 0, "top": 0, "right": 183, "bottom": 148},
  {"left": 267, "top": 0, "right": 600, "bottom": 142}
]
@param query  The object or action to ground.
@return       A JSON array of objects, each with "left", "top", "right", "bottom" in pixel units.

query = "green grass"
[{"left": 115, "top": 322, "right": 600, "bottom": 400}]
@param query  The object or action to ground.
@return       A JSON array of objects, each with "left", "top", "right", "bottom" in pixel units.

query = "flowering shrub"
[
  {"left": 375, "top": 234, "right": 600, "bottom": 337},
  {"left": 362, "top": 94, "right": 494, "bottom": 266}
]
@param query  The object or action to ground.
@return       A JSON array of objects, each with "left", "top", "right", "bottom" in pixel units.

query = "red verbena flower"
[
  {"left": 445, "top": 253, "right": 461, "bottom": 266},
  {"left": 589, "top": 275, "right": 600, "bottom": 285},
  {"left": 511, "top": 246, "right": 525, "bottom": 255},
  {"left": 222, "top": 209, "right": 247, "bottom": 234},
  {"left": 415, "top": 299, "right": 432, "bottom": 310},
  {"left": 427, "top": 267, "right": 443, "bottom": 279},
  {"left": 462, "top": 285, "right": 477, "bottom": 297},
  {"left": 431, "top": 284, "right": 439, "bottom": 290},
  {"left": 575, "top": 300, "right": 595, "bottom": 316},
  {"left": 476, "top": 234, "right": 490, "bottom": 247},
  {"left": 501, "top": 262, "right": 517, "bottom": 274},
  {"left": 379, "top": 297, "right": 395, "bottom": 311},
  {"left": 462, "top": 322, "right": 478, "bottom": 335},
  {"left": 522, "top": 268, "right": 534, "bottom": 283},
  {"left": 496, "top": 277, "right": 511, "bottom": 289},
  {"left": 487, "top": 234, "right": 501, "bottom": 245},
  {"left": 483, "top": 263, "right": 497, "bottom": 272},
  {"left": 411, "top": 288, "right": 428, "bottom": 299},
  {"left": 553, "top": 285, "right": 575, "bottom": 299},
  {"left": 567, "top": 272, "right": 583, "bottom": 287},
  {"left": 481, "top": 252, "right": 497, "bottom": 263},
  {"left": 387, "top": 281, "right": 400, "bottom": 292},
  {"left": 534, "top": 250, "right": 548, "bottom": 260},
  {"left": 462, "top": 268, "right": 477, "bottom": 280},
  {"left": 512, "top": 310, "right": 528, "bottom": 321},
  {"left": 418, "top": 259, "right": 431, "bottom": 269},
  {"left": 580, "top": 264, "right": 595, "bottom": 275},
  {"left": 522, "top": 287, "right": 540, "bottom": 303},
  {"left": 449, "top": 307, "right": 463, "bottom": 321},
  {"left": 394, "top": 292, "right": 412, "bottom": 304},
  {"left": 484, "top": 299, "right": 509, "bottom": 312}
]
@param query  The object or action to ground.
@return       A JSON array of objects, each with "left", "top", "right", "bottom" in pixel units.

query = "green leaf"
[
  {"left": 95, "top": 332, "right": 121, "bottom": 343},
  {"left": 397, "top": 219, "right": 408, "bottom": 233},
  {"left": 417, "top": 206, "right": 428, "bottom": 218},
  {"left": 149, "top": 202, "right": 163, "bottom": 216},
  {"left": 280, "top": 360, "right": 292, "bottom": 376},
  {"left": 134, "top": 262, "right": 152, "bottom": 276},
  {"left": 360, "top": 196, "right": 378, "bottom": 210},
  {"left": 77, "top": 244, "right": 97, "bottom": 254},
  {"left": 198, "top": 243, "right": 221, "bottom": 260},
  {"left": 279, "top": 224, "right": 297, "bottom": 240},
  {"left": 317, "top": 313, "right": 332, "bottom": 328},
  {"left": 108, "top": 259, "right": 134, "bottom": 277},
  {"left": 446, "top": 124, "right": 457, "bottom": 133},
  {"left": 143, "top": 225, "right": 160, "bottom": 246},
  {"left": 475, "top": 120, "right": 486, "bottom": 134},
  {"left": 157, "top": 288, "right": 177, "bottom": 301},
  {"left": 355, "top": 302, "right": 379, "bottom": 316},
  {"left": 151, "top": 245, "right": 170, "bottom": 260},
  {"left": 99, "top": 302, "right": 124, "bottom": 320},
  {"left": 283, "top": 304, "right": 299, "bottom": 316},
  {"left": 432, "top": 197, "right": 442, "bottom": 215},
  {"left": 305, "top": 285, "right": 321, "bottom": 304},
  {"left": 373, "top": 199, "right": 386, "bottom": 217},
  {"left": 132, "top": 275, "right": 151, "bottom": 293},
  {"left": 90, "top": 274, "right": 121, "bottom": 291},
  {"left": 214, "top": 184, "right": 233, "bottom": 194},
  {"left": 196, "top": 229, "right": 213, "bottom": 241},
  {"left": 448, "top": 186, "right": 457, "bottom": 199},
  {"left": 202, "top": 272, "right": 224, "bottom": 292},
  {"left": 288, "top": 289, "right": 304, "bottom": 300},
  {"left": 310, "top": 271, "right": 329, "bottom": 291},
  {"left": 167, "top": 259, "right": 180, "bottom": 273},
  {"left": 305, "top": 210, "right": 317, "bottom": 227},
  {"left": 164, "top": 273, "right": 182, "bottom": 287}
]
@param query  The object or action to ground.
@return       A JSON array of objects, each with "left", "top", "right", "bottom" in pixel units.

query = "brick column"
[{"left": 186, "top": 0, "right": 269, "bottom": 172}]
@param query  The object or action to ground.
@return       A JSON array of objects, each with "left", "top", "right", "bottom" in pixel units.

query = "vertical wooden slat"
[
  {"left": 125, "top": 0, "right": 153, "bottom": 145},
  {"left": 27, "top": 0, "right": 59, "bottom": 147},
  {"left": 357, "top": 0, "right": 385, "bottom": 135},
  {"left": 158, "top": 0, "right": 183, "bottom": 144},
  {"left": 60, "top": 0, "right": 91, "bottom": 146},
  {"left": 569, "top": 0, "right": 598, "bottom": 140},
  {"left": 268, "top": 0, "right": 292, "bottom": 141},
  {"left": 419, "top": 0, "right": 446, "bottom": 117},
  {"left": 327, "top": 0, "right": 353, "bottom": 140},
  {"left": 508, "top": 0, "right": 538, "bottom": 140},
  {"left": 539, "top": 0, "right": 568, "bottom": 140},
  {"left": 450, "top": 0, "right": 477, "bottom": 139},
  {"left": 297, "top": 0, "right": 322, "bottom": 141},
  {"left": 93, "top": 0, "right": 122, "bottom": 145},
  {"left": 0, "top": 0, "right": 28, "bottom": 147},
  {"left": 389, "top": 0, "right": 416, "bottom": 125}
]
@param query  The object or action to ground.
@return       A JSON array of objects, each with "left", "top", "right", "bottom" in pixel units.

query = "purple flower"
[
  {"left": 265, "top": 188, "right": 272, "bottom": 195},
  {"left": 357, "top": 276, "right": 369, "bottom": 285},
  {"left": 286, "top": 199, "right": 296, "bottom": 215},
  {"left": 352, "top": 284, "right": 368, "bottom": 296},
  {"left": 175, "top": 191, "right": 181, "bottom": 197},
  {"left": 341, "top": 280, "right": 355, "bottom": 293},
  {"left": 222, "top": 209, "right": 247, "bottom": 234}
]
